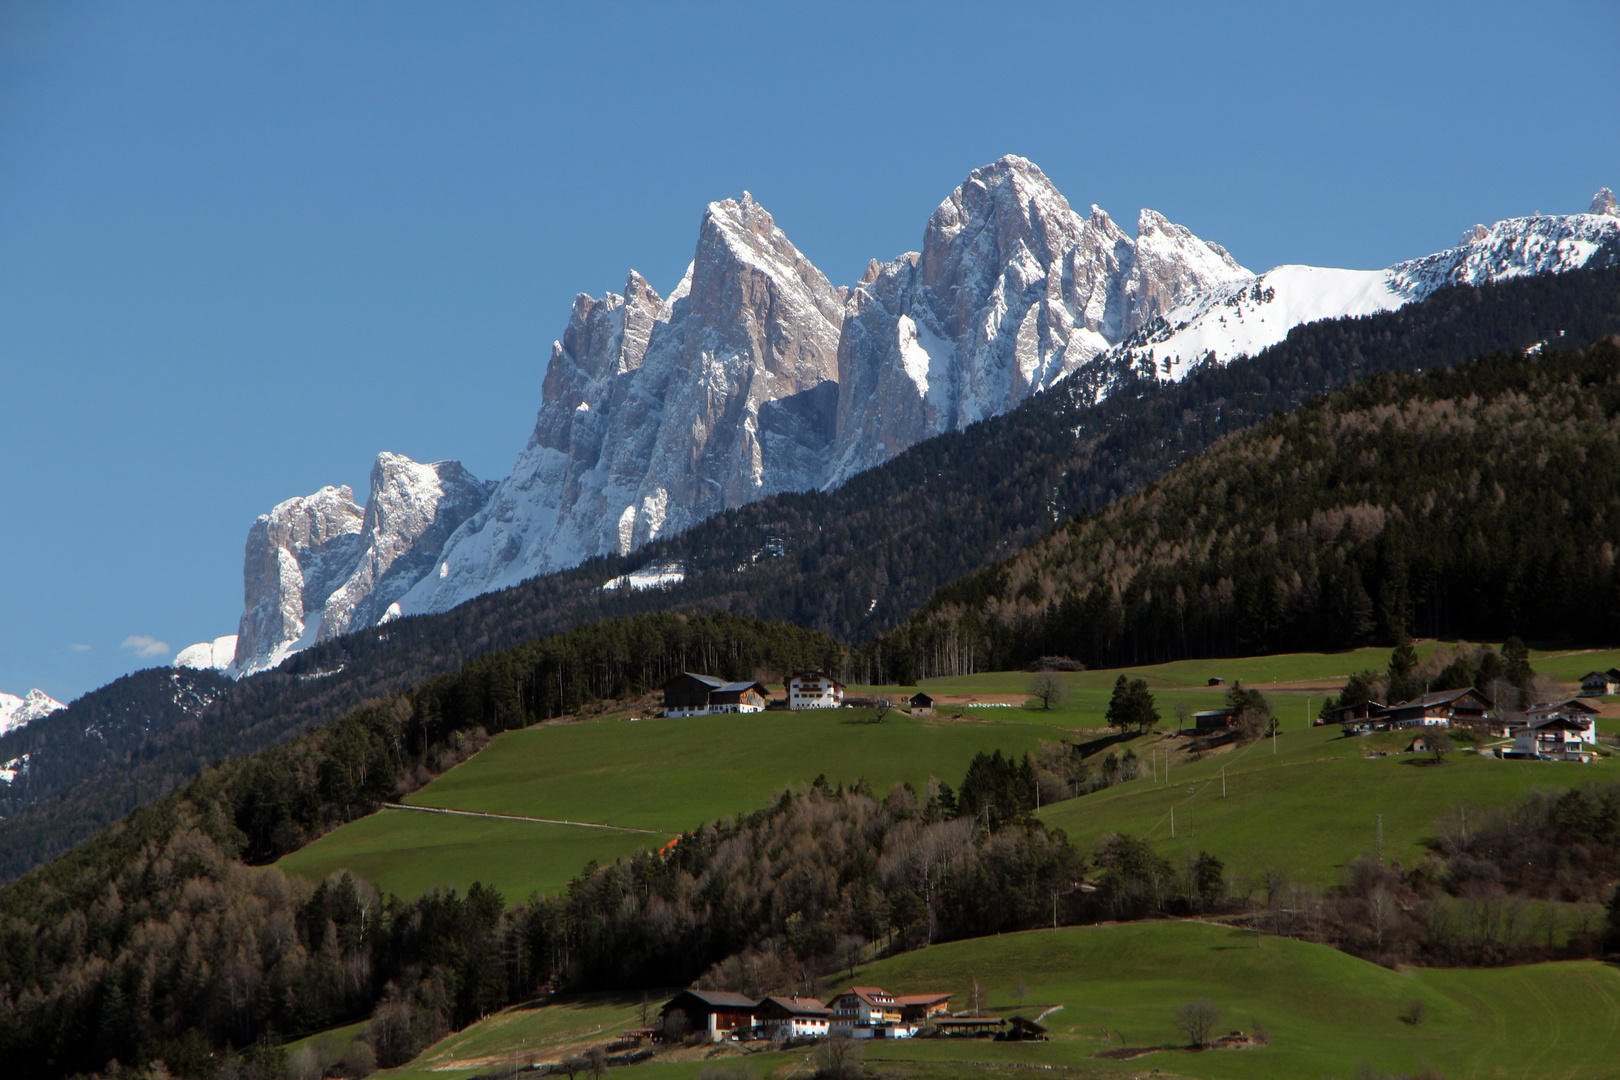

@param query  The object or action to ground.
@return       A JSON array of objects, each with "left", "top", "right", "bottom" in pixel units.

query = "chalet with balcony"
[
  {"left": 1508, "top": 713, "right": 1597, "bottom": 762},
  {"left": 1580, "top": 668, "right": 1620, "bottom": 696},
  {"left": 830, "top": 986, "right": 911, "bottom": 1038},
  {"left": 662, "top": 672, "right": 770, "bottom": 717},
  {"left": 753, "top": 996, "right": 832, "bottom": 1040},
  {"left": 1371, "top": 688, "right": 1493, "bottom": 729},
  {"left": 788, "top": 670, "right": 845, "bottom": 711}
]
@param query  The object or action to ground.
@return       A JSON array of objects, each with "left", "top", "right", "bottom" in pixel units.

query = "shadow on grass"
[
  {"left": 1070, "top": 731, "right": 1142, "bottom": 758},
  {"left": 513, "top": 989, "right": 656, "bottom": 1013}
]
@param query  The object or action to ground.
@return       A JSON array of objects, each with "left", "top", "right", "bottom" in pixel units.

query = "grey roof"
[
  {"left": 666, "top": 989, "right": 759, "bottom": 1010},
  {"left": 758, "top": 995, "right": 831, "bottom": 1016},
  {"left": 717, "top": 680, "right": 765, "bottom": 694},
  {"left": 680, "top": 672, "right": 727, "bottom": 689}
]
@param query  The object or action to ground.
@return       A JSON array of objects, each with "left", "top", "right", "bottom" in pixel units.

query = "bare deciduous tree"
[
  {"left": 1028, "top": 671, "right": 1065, "bottom": 711},
  {"left": 815, "top": 1032, "right": 864, "bottom": 1080},
  {"left": 1175, "top": 999, "right": 1222, "bottom": 1047}
]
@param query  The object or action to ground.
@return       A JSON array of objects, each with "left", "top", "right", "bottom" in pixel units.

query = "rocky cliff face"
[
  {"left": 396, "top": 193, "right": 846, "bottom": 614},
  {"left": 230, "top": 454, "right": 486, "bottom": 673},
  {"left": 232, "top": 484, "right": 365, "bottom": 672},
  {"left": 829, "top": 157, "right": 1250, "bottom": 482},
  {"left": 207, "top": 164, "right": 1620, "bottom": 675}
]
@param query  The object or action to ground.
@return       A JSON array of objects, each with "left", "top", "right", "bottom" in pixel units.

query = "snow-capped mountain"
[
  {"left": 215, "top": 452, "right": 489, "bottom": 675},
  {"left": 201, "top": 163, "right": 1620, "bottom": 675},
  {"left": 830, "top": 157, "right": 1248, "bottom": 482},
  {"left": 396, "top": 192, "right": 847, "bottom": 618},
  {"left": 1101, "top": 189, "right": 1620, "bottom": 385},
  {"left": 0, "top": 689, "right": 65, "bottom": 738}
]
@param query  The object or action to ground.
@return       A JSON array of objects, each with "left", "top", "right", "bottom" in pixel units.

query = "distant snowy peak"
[
  {"left": 1103, "top": 198, "right": 1620, "bottom": 383},
  {"left": 397, "top": 190, "right": 845, "bottom": 618},
  {"left": 230, "top": 452, "right": 487, "bottom": 675},
  {"left": 174, "top": 634, "right": 239, "bottom": 673},
  {"left": 0, "top": 689, "right": 65, "bottom": 737},
  {"left": 829, "top": 155, "right": 1248, "bottom": 483},
  {"left": 1591, "top": 188, "right": 1618, "bottom": 217}
]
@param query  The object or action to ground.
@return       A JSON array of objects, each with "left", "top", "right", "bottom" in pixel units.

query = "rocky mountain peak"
[
  {"left": 229, "top": 454, "right": 486, "bottom": 674},
  {"left": 1592, "top": 188, "right": 1618, "bottom": 217},
  {"left": 0, "top": 688, "right": 65, "bottom": 738}
]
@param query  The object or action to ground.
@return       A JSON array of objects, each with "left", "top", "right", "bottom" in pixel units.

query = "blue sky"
[{"left": 2, "top": 1, "right": 1616, "bottom": 701}]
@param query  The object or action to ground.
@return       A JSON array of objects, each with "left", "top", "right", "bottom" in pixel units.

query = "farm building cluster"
[
  {"left": 645, "top": 986, "right": 1045, "bottom": 1044},
  {"left": 1301, "top": 686, "right": 1603, "bottom": 763},
  {"left": 661, "top": 670, "right": 847, "bottom": 716}
]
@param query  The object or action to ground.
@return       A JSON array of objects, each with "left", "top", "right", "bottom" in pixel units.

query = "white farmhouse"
[
  {"left": 788, "top": 670, "right": 845, "bottom": 710},
  {"left": 1510, "top": 713, "right": 1597, "bottom": 762}
]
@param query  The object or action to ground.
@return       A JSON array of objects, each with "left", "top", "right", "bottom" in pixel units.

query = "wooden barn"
[
  {"left": 662, "top": 672, "right": 770, "bottom": 717},
  {"left": 660, "top": 989, "right": 758, "bottom": 1041}
]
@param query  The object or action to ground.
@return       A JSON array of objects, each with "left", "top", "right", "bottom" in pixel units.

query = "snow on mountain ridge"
[
  {"left": 205, "top": 167, "right": 1620, "bottom": 676},
  {"left": 1100, "top": 202, "right": 1620, "bottom": 386},
  {"left": 0, "top": 689, "right": 65, "bottom": 738}
]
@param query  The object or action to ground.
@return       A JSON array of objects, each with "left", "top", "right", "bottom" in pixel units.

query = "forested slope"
[
  {"left": 873, "top": 337, "right": 1620, "bottom": 678},
  {"left": 4, "top": 264, "right": 1618, "bottom": 883}
]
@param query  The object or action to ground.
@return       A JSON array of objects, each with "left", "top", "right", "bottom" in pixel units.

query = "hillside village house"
[
  {"left": 659, "top": 985, "right": 948, "bottom": 1043},
  {"left": 1580, "top": 668, "right": 1620, "bottom": 696},
  {"left": 1508, "top": 710, "right": 1598, "bottom": 762},
  {"left": 753, "top": 996, "right": 832, "bottom": 1039},
  {"left": 660, "top": 989, "right": 758, "bottom": 1041},
  {"left": 1500, "top": 698, "right": 1602, "bottom": 737},
  {"left": 662, "top": 673, "right": 770, "bottom": 717},
  {"left": 788, "top": 670, "right": 844, "bottom": 710},
  {"left": 909, "top": 692, "right": 934, "bottom": 715},
  {"left": 1374, "top": 688, "right": 1493, "bottom": 728},
  {"left": 830, "top": 986, "right": 911, "bottom": 1038}
]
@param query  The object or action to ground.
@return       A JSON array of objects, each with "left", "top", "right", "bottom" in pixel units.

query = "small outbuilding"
[{"left": 908, "top": 692, "right": 934, "bottom": 715}]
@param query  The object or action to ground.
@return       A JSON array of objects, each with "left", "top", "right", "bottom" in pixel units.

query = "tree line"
[
  {"left": 869, "top": 337, "right": 1620, "bottom": 679},
  {"left": 10, "top": 263, "right": 1620, "bottom": 887}
]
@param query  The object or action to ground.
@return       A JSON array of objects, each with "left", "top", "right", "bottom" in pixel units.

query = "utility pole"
[
  {"left": 1376, "top": 814, "right": 1384, "bottom": 865},
  {"left": 1221, "top": 766, "right": 1226, "bottom": 798},
  {"left": 1171, "top": 806, "right": 1175, "bottom": 838}
]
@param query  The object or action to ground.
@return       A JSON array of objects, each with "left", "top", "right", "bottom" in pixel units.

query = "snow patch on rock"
[{"left": 0, "top": 690, "right": 65, "bottom": 738}]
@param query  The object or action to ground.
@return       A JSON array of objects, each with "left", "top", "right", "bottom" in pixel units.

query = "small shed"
[
  {"left": 1207, "top": 677, "right": 1224, "bottom": 686},
  {"left": 1190, "top": 708, "right": 1236, "bottom": 735},
  {"left": 909, "top": 692, "right": 934, "bottom": 715},
  {"left": 998, "top": 1016, "right": 1049, "bottom": 1041},
  {"left": 933, "top": 1015, "right": 1005, "bottom": 1037}
]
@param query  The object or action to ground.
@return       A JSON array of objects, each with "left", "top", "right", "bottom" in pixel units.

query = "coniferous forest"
[
  {"left": 871, "top": 337, "right": 1620, "bottom": 679},
  {"left": 5, "top": 266, "right": 1619, "bottom": 886}
]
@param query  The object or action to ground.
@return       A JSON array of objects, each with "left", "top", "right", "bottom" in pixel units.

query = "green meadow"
[
  {"left": 374, "top": 921, "right": 1620, "bottom": 1080},
  {"left": 1038, "top": 722, "right": 1610, "bottom": 888},
  {"left": 280, "top": 708, "right": 1063, "bottom": 901}
]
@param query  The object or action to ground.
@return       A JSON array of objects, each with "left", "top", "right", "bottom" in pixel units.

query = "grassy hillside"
[
  {"left": 375, "top": 921, "right": 1620, "bottom": 1080},
  {"left": 1039, "top": 723, "right": 1611, "bottom": 887},
  {"left": 280, "top": 707, "right": 1063, "bottom": 901},
  {"left": 284, "top": 643, "right": 1618, "bottom": 901}
]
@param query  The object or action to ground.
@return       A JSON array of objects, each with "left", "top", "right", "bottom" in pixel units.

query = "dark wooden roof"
[{"left": 661, "top": 989, "right": 758, "bottom": 1015}]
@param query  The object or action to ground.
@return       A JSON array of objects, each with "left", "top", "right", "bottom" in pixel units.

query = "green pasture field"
[
  {"left": 1038, "top": 722, "right": 1610, "bottom": 888},
  {"left": 279, "top": 709, "right": 1062, "bottom": 901},
  {"left": 369, "top": 990, "right": 664, "bottom": 1080},
  {"left": 373, "top": 921, "right": 1620, "bottom": 1080},
  {"left": 400, "top": 710, "right": 1057, "bottom": 828},
  {"left": 277, "top": 809, "right": 661, "bottom": 903}
]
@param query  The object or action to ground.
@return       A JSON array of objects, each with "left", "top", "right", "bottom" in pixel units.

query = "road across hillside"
[{"left": 380, "top": 802, "right": 664, "bottom": 834}]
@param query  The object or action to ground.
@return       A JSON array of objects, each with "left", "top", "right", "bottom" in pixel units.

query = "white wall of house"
[{"left": 788, "top": 675, "right": 843, "bottom": 711}]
